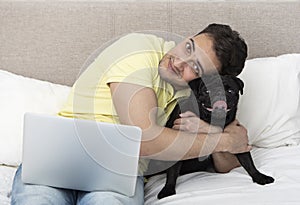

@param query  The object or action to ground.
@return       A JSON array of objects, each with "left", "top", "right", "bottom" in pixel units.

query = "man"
[{"left": 11, "top": 23, "right": 250, "bottom": 205}]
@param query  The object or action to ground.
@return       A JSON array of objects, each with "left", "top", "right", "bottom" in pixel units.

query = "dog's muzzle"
[
  {"left": 212, "top": 100, "right": 228, "bottom": 111},
  {"left": 203, "top": 100, "right": 229, "bottom": 112}
]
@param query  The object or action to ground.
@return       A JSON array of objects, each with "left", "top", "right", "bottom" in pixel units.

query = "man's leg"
[
  {"left": 211, "top": 152, "right": 240, "bottom": 173},
  {"left": 11, "top": 164, "right": 77, "bottom": 205},
  {"left": 77, "top": 176, "right": 144, "bottom": 205}
]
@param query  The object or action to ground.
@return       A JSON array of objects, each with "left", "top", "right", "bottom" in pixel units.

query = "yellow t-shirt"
[{"left": 58, "top": 33, "right": 190, "bottom": 173}]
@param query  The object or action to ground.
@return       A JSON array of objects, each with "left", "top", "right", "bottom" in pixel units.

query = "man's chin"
[{"left": 158, "top": 66, "right": 171, "bottom": 82}]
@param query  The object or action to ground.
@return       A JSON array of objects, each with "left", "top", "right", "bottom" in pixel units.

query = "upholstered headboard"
[{"left": 1, "top": 1, "right": 299, "bottom": 86}]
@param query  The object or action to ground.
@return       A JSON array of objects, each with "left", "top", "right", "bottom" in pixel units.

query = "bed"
[{"left": 1, "top": 1, "right": 300, "bottom": 205}]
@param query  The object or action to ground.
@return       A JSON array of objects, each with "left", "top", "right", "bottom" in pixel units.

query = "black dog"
[{"left": 157, "top": 75, "right": 275, "bottom": 199}]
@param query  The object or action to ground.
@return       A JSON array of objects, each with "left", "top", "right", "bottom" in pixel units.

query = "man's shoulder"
[
  {"left": 118, "top": 32, "right": 165, "bottom": 46},
  {"left": 105, "top": 32, "right": 175, "bottom": 57},
  {"left": 120, "top": 32, "right": 162, "bottom": 41}
]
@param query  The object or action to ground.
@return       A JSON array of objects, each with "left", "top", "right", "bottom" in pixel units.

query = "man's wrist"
[{"left": 212, "top": 132, "right": 229, "bottom": 153}]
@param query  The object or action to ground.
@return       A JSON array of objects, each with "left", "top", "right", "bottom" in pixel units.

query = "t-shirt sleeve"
[{"left": 101, "top": 33, "right": 163, "bottom": 88}]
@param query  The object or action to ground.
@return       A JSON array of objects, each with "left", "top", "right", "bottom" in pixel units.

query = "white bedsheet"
[
  {"left": 145, "top": 145, "right": 300, "bottom": 205},
  {"left": 0, "top": 165, "right": 16, "bottom": 205},
  {"left": 1, "top": 146, "right": 300, "bottom": 205}
]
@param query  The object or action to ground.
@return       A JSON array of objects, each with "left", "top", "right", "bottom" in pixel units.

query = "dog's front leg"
[
  {"left": 158, "top": 161, "right": 182, "bottom": 199},
  {"left": 235, "top": 152, "right": 274, "bottom": 185}
]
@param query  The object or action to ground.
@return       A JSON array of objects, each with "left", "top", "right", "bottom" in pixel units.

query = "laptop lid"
[{"left": 22, "top": 112, "right": 142, "bottom": 197}]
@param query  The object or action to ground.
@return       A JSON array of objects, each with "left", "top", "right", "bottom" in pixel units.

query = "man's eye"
[
  {"left": 185, "top": 42, "right": 192, "bottom": 55},
  {"left": 192, "top": 63, "right": 199, "bottom": 74}
]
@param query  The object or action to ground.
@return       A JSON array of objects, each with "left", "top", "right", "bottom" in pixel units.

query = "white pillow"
[
  {"left": 0, "top": 70, "right": 71, "bottom": 166},
  {"left": 237, "top": 54, "right": 300, "bottom": 148}
]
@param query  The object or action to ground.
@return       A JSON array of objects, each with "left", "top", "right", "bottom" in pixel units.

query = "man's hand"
[
  {"left": 221, "top": 120, "right": 252, "bottom": 154},
  {"left": 173, "top": 111, "right": 251, "bottom": 154},
  {"left": 172, "top": 111, "right": 222, "bottom": 134}
]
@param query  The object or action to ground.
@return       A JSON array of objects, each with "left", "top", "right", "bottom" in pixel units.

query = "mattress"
[{"left": 144, "top": 145, "right": 300, "bottom": 205}]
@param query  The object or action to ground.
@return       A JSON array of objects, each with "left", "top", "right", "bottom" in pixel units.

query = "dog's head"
[{"left": 187, "top": 74, "right": 244, "bottom": 128}]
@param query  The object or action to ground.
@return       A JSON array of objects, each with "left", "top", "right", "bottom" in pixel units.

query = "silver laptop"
[{"left": 22, "top": 112, "right": 142, "bottom": 197}]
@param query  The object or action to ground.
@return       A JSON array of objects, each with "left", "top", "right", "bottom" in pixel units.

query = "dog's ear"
[
  {"left": 233, "top": 77, "right": 244, "bottom": 95},
  {"left": 188, "top": 77, "right": 202, "bottom": 90}
]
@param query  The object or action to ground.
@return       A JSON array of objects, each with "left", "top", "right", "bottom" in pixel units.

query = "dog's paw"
[
  {"left": 252, "top": 173, "right": 275, "bottom": 185},
  {"left": 157, "top": 185, "right": 176, "bottom": 199}
]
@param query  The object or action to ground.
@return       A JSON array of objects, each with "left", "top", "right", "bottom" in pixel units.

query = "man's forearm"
[{"left": 140, "top": 125, "right": 225, "bottom": 161}]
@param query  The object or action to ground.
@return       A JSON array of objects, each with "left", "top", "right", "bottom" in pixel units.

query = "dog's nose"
[{"left": 212, "top": 100, "right": 227, "bottom": 111}]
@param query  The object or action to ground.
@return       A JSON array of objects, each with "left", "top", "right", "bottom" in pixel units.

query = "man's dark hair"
[{"left": 196, "top": 23, "right": 248, "bottom": 76}]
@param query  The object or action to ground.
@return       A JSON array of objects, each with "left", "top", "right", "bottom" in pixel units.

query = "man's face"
[{"left": 159, "top": 34, "right": 221, "bottom": 90}]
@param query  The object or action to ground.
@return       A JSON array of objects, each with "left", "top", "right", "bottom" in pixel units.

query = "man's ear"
[{"left": 234, "top": 77, "right": 244, "bottom": 95}]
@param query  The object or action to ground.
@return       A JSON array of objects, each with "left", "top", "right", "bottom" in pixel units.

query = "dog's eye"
[
  {"left": 227, "top": 89, "right": 235, "bottom": 94},
  {"left": 205, "top": 90, "right": 210, "bottom": 94}
]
